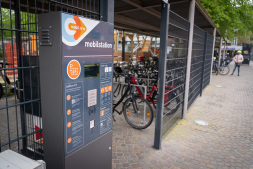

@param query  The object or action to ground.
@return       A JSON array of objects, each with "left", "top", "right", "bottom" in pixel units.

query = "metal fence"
[
  {"left": 188, "top": 26, "right": 214, "bottom": 108},
  {"left": 154, "top": 4, "right": 216, "bottom": 149},
  {"left": 0, "top": 0, "right": 101, "bottom": 160},
  {"left": 161, "top": 11, "right": 189, "bottom": 135},
  {"left": 188, "top": 25, "right": 206, "bottom": 108},
  {"left": 202, "top": 33, "right": 214, "bottom": 89}
]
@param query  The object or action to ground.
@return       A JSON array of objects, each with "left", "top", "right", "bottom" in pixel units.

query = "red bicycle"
[{"left": 121, "top": 76, "right": 181, "bottom": 116}]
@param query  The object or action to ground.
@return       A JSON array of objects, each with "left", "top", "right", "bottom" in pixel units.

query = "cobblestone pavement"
[
  {"left": 0, "top": 95, "right": 22, "bottom": 152},
  {"left": 112, "top": 62, "right": 253, "bottom": 169}
]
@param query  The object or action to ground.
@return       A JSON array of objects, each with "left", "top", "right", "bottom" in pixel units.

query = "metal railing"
[
  {"left": 161, "top": 11, "right": 189, "bottom": 136},
  {"left": 188, "top": 25, "right": 206, "bottom": 108},
  {"left": 0, "top": 0, "right": 101, "bottom": 160},
  {"left": 188, "top": 25, "right": 214, "bottom": 108},
  {"left": 203, "top": 33, "right": 214, "bottom": 89}
]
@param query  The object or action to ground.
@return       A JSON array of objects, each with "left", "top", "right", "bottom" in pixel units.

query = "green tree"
[
  {"left": 0, "top": 8, "right": 38, "bottom": 59},
  {"left": 0, "top": 8, "right": 38, "bottom": 38},
  {"left": 200, "top": 0, "right": 253, "bottom": 40},
  {"left": 0, "top": 8, "right": 15, "bottom": 38}
]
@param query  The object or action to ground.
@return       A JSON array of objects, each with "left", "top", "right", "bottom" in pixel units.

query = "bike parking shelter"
[
  {"left": 0, "top": 0, "right": 224, "bottom": 166},
  {"left": 113, "top": 0, "right": 223, "bottom": 149}
]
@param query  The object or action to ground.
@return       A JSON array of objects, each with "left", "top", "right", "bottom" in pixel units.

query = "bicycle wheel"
[
  {"left": 219, "top": 66, "right": 230, "bottom": 75},
  {"left": 123, "top": 96, "right": 153, "bottom": 129},
  {"left": 163, "top": 90, "right": 181, "bottom": 116}
]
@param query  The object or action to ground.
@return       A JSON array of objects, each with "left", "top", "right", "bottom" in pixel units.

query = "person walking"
[{"left": 231, "top": 50, "right": 244, "bottom": 76}]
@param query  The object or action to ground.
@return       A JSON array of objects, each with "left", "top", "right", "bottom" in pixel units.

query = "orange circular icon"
[
  {"left": 68, "top": 138, "right": 72, "bottom": 143},
  {"left": 67, "top": 60, "right": 81, "bottom": 79},
  {"left": 67, "top": 122, "right": 72, "bottom": 128},
  {"left": 67, "top": 109, "right": 71, "bottom": 115},
  {"left": 66, "top": 95, "right": 71, "bottom": 100}
]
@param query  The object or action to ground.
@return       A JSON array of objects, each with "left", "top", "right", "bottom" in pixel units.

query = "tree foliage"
[
  {"left": 1, "top": 8, "right": 15, "bottom": 38},
  {"left": 200, "top": 0, "right": 253, "bottom": 40},
  {"left": 1, "top": 8, "right": 37, "bottom": 38}
]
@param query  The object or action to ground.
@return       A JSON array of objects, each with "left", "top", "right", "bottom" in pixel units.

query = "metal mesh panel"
[
  {"left": 188, "top": 25, "right": 205, "bottom": 108},
  {"left": 0, "top": 0, "right": 101, "bottom": 160},
  {"left": 203, "top": 33, "right": 214, "bottom": 89},
  {"left": 162, "top": 11, "right": 189, "bottom": 135}
]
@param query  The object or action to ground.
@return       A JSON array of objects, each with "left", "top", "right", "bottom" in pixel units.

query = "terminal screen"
[{"left": 84, "top": 64, "right": 100, "bottom": 79}]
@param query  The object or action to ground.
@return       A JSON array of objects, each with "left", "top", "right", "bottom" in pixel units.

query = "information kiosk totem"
[{"left": 39, "top": 12, "right": 113, "bottom": 169}]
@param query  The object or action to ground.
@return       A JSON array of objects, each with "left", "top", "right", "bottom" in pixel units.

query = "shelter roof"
[{"left": 114, "top": 0, "right": 222, "bottom": 37}]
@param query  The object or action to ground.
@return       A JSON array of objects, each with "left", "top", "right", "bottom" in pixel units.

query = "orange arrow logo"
[{"left": 68, "top": 16, "right": 87, "bottom": 40}]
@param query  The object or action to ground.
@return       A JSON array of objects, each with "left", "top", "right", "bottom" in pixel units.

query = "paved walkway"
[{"left": 112, "top": 62, "right": 253, "bottom": 169}]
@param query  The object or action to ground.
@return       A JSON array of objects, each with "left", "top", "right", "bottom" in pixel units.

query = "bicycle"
[
  {"left": 223, "top": 57, "right": 232, "bottom": 66},
  {"left": 219, "top": 62, "right": 230, "bottom": 75},
  {"left": 213, "top": 60, "right": 230, "bottom": 76},
  {"left": 113, "top": 74, "right": 154, "bottom": 130},
  {"left": 121, "top": 75, "right": 181, "bottom": 116}
]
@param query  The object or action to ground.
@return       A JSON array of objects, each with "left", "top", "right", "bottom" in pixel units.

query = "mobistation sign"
[
  {"left": 39, "top": 12, "right": 113, "bottom": 169},
  {"left": 84, "top": 41, "right": 113, "bottom": 48}
]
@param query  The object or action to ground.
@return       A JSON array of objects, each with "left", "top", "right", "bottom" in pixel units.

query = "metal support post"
[
  {"left": 143, "top": 86, "right": 147, "bottom": 123},
  {"left": 100, "top": 0, "right": 114, "bottom": 24},
  {"left": 130, "top": 35, "right": 134, "bottom": 58},
  {"left": 122, "top": 31, "right": 125, "bottom": 61},
  {"left": 183, "top": 0, "right": 195, "bottom": 118},
  {"left": 210, "top": 28, "right": 216, "bottom": 83},
  {"left": 200, "top": 32, "right": 208, "bottom": 96},
  {"left": 147, "top": 74, "right": 150, "bottom": 90},
  {"left": 218, "top": 37, "right": 223, "bottom": 67},
  {"left": 154, "top": 2, "right": 169, "bottom": 150},
  {"left": 117, "top": 31, "right": 119, "bottom": 51},
  {"left": 154, "top": 37, "right": 157, "bottom": 56},
  {"left": 225, "top": 41, "right": 228, "bottom": 57},
  {"left": 14, "top": 0, "right": 28, "bottom": 152},
  {"left": 222, "top": 40, "right": 226, "bottom": 60}
]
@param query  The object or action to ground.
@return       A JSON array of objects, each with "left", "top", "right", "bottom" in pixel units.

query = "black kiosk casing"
[
  {"left": 39, "top": 12, "right": 113, "bottom": 169},
  {"left": 242, "top": 43, "right": 252, "bottom": 65}
]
